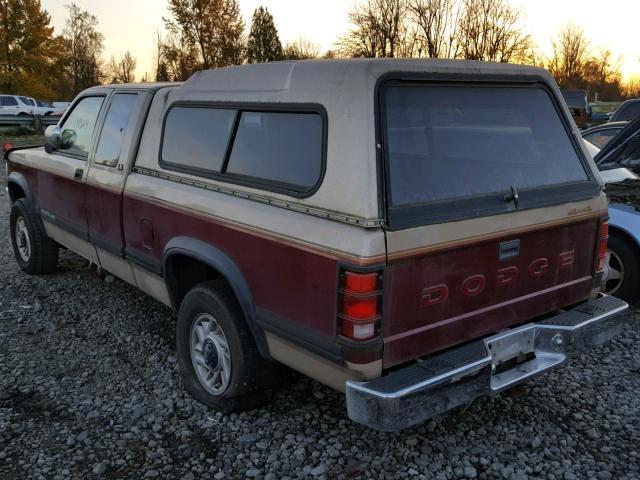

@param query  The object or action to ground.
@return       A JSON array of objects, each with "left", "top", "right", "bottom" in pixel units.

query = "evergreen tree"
[{"left": 246, "top": 6, "right": 282, "bottom": 63}]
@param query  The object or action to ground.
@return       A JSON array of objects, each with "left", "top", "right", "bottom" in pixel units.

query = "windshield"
[{"left": 385, "top": 84, "right": 590, "bottom": 208}]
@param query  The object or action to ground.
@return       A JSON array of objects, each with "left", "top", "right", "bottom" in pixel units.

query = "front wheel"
[
  {"left": 601, "top": 232, "right": 640, "bottom": 303},
  {"left": 176, "top": 280, "right": 273, "bottom": 413},
  {"left": 9, "top": 199, "right": 58, "bottom": 275}
]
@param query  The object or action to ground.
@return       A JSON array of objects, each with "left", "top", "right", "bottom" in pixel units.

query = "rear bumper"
[{"left": 346, "top": 294, "right": 628, "bottom": 431}]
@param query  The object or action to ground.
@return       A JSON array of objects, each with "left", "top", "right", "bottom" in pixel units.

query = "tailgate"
[{"left": 382, "top": 211, "right": 603, "bottom": 367}]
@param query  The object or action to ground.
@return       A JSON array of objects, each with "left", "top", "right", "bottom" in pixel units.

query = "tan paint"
[
  {"left": 265, "top": 332, "right": 382, "bottom": 392},
  {"left": 124, "top": 185, "right": 387, "bottom": 266},
  {"left": 43, "top": 220, "right": 99, "bottom": 264},
  {"left": 95, "top": 247, "right": 137, "bottom": 286},
  {"left": 131, "top": 265, "right": 172, "bottom": 307},
  {"left": 386, "top": 195, "right": 607, "bottom": 259}
]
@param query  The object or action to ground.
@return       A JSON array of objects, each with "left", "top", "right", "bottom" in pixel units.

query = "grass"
[{"left": 0, "top": 130, "right": 44, "bottom": 149}]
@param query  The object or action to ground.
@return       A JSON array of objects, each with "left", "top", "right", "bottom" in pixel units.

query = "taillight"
[
  {"left": 338, "top": 270, "right": 382, "bottom": 341},
  {"left": 596, "top": 220, "right": 609, "bottom": 273}
]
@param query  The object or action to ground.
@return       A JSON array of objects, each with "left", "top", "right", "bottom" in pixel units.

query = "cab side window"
[
  {"left": 60, "top": 96, "right": 104, "bottom": 158},
  {"left": 94, "top": 93, "right": 140, "bottom": 167}
]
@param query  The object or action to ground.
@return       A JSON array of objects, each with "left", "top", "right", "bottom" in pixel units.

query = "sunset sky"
[{"left": 41, "top": 0, "right": 640, "bottom": 81}]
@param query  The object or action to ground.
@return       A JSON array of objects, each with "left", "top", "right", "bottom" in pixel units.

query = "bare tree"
[
  {"left": 283, "top": 37, "right": 321, "bottom": 60},
  {"left": 457, "top": 0, "right": 532, "bottom": 63},
  {"left": 107, "top": 51, "right": 136, "bottom": 83},
  {"left": 338, "top": 0, "right": 407, "bottom": 58},
  {"left": 408, "top": 0, "right": 460, "bottom": 58},
  {"left": 547, "top": 23, "right": 590, "bottom": 89},
  {"left": 624, "top": 76, "right": 640, "bottom": 98}
]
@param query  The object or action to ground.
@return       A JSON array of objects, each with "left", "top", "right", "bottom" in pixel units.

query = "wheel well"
[
  {"left": 165, "top": 254, "right": 225, "bottom": 309},
  {"left": 609, "top": 226, "right": 640, "bottom": 252},
  {"left": 7, "top": 182, "right": 26, "bottom": 203}
]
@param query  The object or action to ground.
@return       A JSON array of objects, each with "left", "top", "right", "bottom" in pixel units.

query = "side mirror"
[
  {"left": 44, "top": 125, "right": 76, "bottom": 153},
  {"left": 44, "top": 125, "right": 61, "bottom": 153}
]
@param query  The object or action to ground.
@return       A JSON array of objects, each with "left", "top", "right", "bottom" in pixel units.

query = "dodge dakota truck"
[{"left": 5, "top": 59, "right": 628, "bottom": 431}]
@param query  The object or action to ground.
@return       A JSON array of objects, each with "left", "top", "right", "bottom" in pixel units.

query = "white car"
[
  {"left": 0, "top": 95, "right": 35, "bottom": 115},
  {"left": 35, "top": 100, "right": 57, "bottom": 116}
]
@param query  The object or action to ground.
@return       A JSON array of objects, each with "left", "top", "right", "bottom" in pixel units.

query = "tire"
[
  {"left": 176, "top": 280, "right": 273, "bottom": 413},
  {"left": 9, "top": 199, "right": 58, "bottom": 275},
  {"left": 602, "top": 232, "right": 640, "bottom": 303}
]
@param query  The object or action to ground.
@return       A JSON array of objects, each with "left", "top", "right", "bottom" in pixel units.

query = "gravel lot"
[{"left": 1, "top": 172, "right": 640, "bottom": 480}]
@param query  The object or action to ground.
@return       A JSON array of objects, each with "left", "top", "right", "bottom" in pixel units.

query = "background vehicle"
[
  {"left": 610, "top": 98, "right": 640, "bottom": 123},
  {"left": 5, "top": 61, "right": 628, "bottom": 431},
  {"left": 0, "top": 94, "right": 35, "bottom": 115},
  {"left": 35, "top": 100, "right": 56, "bottom": 116},
  {"left": 582, "top": 121, "right": 627, "bottom": 148},
  {"left": 591, "top": 117, "right": 640, "bottom": 301},
  {"left": 561, "top": 89, "right": 590, "bottom": 128}
]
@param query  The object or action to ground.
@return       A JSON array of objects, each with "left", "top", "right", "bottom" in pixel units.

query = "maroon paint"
[
  {"left": 122, "top": 193, "right": 340, "bottom": 336},
  {"left": 85, "top": 183, "right": 124, "bottom": 248},
  {"left": 11, "top": 162, "right": 87, "bottom": 234},
  {"left": 382, "top": 218, "right": 600, "bottom": 367}
]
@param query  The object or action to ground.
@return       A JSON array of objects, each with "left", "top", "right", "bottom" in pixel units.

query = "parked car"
[
  {"left": 609, "top": 98, "right": 640, "bottom": 123},
  {"left": 35, "top": 100, "right": 57, "bottom": 116},
  {"left": 588, "top": 116, "right": 640, "bottom": 301},
  {"left": 5, "top": 60, "right": 628, "bottom": 431},
  {"left": 582, "top": 121, "right": 627, "bottom": 149},
  {"left": 0, "top": 94, "right": 35, "bottom": 115},
  {"left": 561, "top": 89, "right": 590, "bottom": 128},
  {"left": 52, "top": 101, "right": 71, "bottom": 113}
]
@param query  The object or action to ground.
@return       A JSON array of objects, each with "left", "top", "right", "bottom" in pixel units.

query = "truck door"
[
  {"left": 37, "top": 94, "right": 106, "bottom": 263},
  {"left": 85, "top": 91, "right": 150, "bottom": 284}
]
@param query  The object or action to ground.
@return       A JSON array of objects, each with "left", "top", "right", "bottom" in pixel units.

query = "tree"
[
  {"left": 246, "top": 6, "right": 282, "bottom": 63},
  {"left": 456, "top": 0, "right": 532, "bottom": 63},
  {"left": 584, "top": 49, "right": 623, "bottom": 101},
  {"left": 107, "top": 51, "right": 137, "bottom": 83},
  {"left": 408, "top": 0, "right": 459, "bottom": 58},
  {"left": 283, "top": 37, "right": 320, "bottom": 60},
  {"left": 547, "top": 24, "right": 590, "bottom": 89},
  {"left": 63, "top": 3, "right": 105, "bottom": 96},
  {"left": 0, "top": 0, "right": 60, "bottom": 97},
  {"left": 624, "top": 76, "right": 640, "bottom": 99},
  {"left": 163, "top": 0, "right": 245, "bottom": 76},
  {"left": 338, "top": 0, "right": 407, "bottom": 58}
]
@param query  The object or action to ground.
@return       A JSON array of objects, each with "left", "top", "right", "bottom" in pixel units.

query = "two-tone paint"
[{"left": 6, "top": 60, "right": 610, "bottom": 393}]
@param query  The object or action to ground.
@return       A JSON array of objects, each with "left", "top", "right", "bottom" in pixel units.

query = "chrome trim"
[
  {"left": 132, "top": 167, "right": 385, "bottom": 228},
  {"left": 346, "top": 294, "right": 628, "bottom": 431}
]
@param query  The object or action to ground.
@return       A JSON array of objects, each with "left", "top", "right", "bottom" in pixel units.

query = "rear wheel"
[
  {"left": 176, "top": 280, "right": 273, "bottom": 413},
  {"left": 10, "top": 199, "right": 58, "bottom": 275},
  {"left": 602, "top": 232, "right": 640, "bottom": 303}
]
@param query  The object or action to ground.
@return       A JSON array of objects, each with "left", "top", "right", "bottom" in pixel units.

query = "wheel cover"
[
  {"left": 602, "top": 248, "right": 624, "bottom": 295},
  {"left": 14, "top": 217, "right": 31, "bottom": 262},
  {"left": 190, "top": 313, "right": 231, "bottom": 395}
]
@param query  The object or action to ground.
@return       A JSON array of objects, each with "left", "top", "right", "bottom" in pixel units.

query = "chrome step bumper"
[{"left": 346, "top": 294, "right": 628, "bottom": 432}]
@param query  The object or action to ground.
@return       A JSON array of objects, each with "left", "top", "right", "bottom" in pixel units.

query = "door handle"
[{"left": 74, "top": 168, "right": 83, "bottom": 180}]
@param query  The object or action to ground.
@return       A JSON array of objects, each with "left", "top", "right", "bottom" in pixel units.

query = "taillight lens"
[
  {"left": 338, "top": 270, "right": 382, "bottom": 341},
  {"left": 596, "top": 220, "right": 609, "bottom": 273}
]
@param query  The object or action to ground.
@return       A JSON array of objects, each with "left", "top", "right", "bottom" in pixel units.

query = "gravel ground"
[{"left": 1, "top": 173, "right": 640, "bottom": 480}]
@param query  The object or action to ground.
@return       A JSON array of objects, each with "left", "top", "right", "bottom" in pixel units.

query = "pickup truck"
[{"left": 5, "top": 60, "right": 628, "bottom": 431}]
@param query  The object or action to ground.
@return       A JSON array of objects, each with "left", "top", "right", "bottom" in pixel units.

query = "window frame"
[
  {"left": 159, "top": 101, "right": 328, "bottom": 198},
  {"left": 92, "top": 92, "right": 140, "bottom": 168},
  {"left": 57, "top": 94, "right": 107, "bottom": 161},
  {"left": 375, "top": 74, "right": 600, "bottom": 230}
]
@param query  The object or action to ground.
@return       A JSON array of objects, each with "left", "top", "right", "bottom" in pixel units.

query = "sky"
[{"left": 41, "top": 0, "right": 640, "bottom": 82}]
